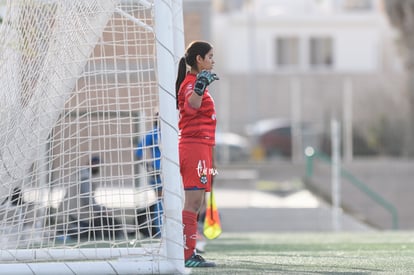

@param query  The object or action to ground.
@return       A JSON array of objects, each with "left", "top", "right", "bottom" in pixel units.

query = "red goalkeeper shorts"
[{"left": 179, "top": 142, "right": 214, "bottom": 192}]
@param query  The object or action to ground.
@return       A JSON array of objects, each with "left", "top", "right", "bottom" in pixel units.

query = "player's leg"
[
  {"left": 182, "top": 189, "right": 204, "bottom": 258},
  {"left": 196, "top": 198, "right": 207, "bottom": 253},
  {"left": 179, "top": 142, "right": 215, "bottom": 267},
  {"left": 151, "top": 173, "right": 163, "bottom": 237}
]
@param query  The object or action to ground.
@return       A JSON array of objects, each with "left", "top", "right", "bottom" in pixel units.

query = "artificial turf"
[{"left": 190, "top": 231, "right": 414, "bottom": 274}]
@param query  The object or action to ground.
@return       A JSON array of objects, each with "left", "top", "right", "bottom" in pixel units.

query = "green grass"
[{"left": 190, "top": 231, "right": 414, "bottom": 274}]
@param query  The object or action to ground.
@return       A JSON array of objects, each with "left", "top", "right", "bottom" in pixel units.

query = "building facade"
[{"left": 204, "top": 0, "right": 407, "bottom": 157}]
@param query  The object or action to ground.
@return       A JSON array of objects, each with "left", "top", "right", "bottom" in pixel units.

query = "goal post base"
[{"left": 0, "top": 260, "right": 187, "bottom": 275}]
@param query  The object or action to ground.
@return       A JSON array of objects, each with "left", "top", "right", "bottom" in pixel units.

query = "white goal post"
[{"left": 0, "top": 0, "right": 185, "bottom": 274}]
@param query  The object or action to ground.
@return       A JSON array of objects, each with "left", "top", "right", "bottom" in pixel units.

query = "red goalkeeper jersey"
[{"left": 178, "top": 73, "right": 216, "bottom": 146}]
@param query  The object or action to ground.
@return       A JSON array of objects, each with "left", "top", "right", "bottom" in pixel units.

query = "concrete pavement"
[{"left": 213, "top": 163, "right": 373, "bottom": 232}]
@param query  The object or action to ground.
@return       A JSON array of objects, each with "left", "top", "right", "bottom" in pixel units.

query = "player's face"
[{"left": 198, "top": 49, "right": 215, "bottom": 72}]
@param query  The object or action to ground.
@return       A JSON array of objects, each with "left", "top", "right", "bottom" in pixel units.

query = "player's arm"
[
  {"left": 135, "top": 138, "right": 145, "bottom": 160},
  {"left": 136, "top": 132, "right": 153, "bottom": 160},
  {"left": 188, "top": 70, "right": 219, "bottom": 109},
  {"left": 188, "top": 90, "right": 203, "bottom": 109}
]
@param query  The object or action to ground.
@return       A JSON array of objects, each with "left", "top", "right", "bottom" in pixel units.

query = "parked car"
[
  {"left": 245, "top": 118, "right": 323, "bottom": 159},
  {"left": 215, "top": 132, "right": 250, "bottom": 163}
]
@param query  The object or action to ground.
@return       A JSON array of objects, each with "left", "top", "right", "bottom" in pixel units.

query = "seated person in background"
[{"left": 68, "top": 156, "right": 123, "bottom": 240}]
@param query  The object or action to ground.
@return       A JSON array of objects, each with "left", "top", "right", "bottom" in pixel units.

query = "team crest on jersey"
[
  {"left": 200, "top": 174, "right": 208, "bottom": 184},
  {"left": 197, "top": 160, "right": 208, "bottom": 184}
]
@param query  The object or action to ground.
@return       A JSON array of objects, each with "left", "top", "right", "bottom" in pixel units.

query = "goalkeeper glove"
[{"left": 193, "top": 70, "right": 219, "bottom": 96}]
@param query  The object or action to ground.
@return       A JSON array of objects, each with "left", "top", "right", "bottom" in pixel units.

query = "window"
[
  {"left": 309, "top": 37, "right": 333, "bottom": 68},
  {"left": 275, "top": 36, "right": 299, "bottom": 68},
  {"left": 343, "top": 0, "right": 372, "bottom": 11}
]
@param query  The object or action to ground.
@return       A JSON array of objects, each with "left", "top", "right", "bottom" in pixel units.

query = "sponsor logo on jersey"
[{"left": 196, "top": 160, "right": 218, "bottom": 184}]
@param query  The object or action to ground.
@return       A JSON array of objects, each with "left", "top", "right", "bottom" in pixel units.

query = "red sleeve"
[{"left": 182, "top": 83, "right": 198, "bottom": 115}]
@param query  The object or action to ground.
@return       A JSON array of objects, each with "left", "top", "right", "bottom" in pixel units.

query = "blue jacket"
[{"left": 136, "top": 127, "right": 161, "bottom": 170}]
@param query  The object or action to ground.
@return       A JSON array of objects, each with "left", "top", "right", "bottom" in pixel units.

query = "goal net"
[{"left": 0, "top": 0, "right": 184, "bottom": 274}]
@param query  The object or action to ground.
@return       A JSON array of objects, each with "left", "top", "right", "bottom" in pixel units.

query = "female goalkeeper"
[{"left": 175, "top": 41, "right": 219, "bottom": 268}]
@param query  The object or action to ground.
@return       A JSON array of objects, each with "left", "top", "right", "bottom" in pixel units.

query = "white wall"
[{"left": 213, "top": 2, "right": 394, "bottom": 74}]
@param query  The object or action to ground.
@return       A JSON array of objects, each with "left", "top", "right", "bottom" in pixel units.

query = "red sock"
[{"left": 182, "top": 210, "right": 198, "bottom": 260}]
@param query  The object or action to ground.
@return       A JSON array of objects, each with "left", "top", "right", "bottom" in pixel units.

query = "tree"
[{"left": 384, "top": 0, "right": 414, "bottom": 156}]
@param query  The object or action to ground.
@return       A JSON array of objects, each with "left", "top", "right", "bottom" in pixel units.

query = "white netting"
[{"left": 0, "top": 0, "right": 184, "bottom": 273}]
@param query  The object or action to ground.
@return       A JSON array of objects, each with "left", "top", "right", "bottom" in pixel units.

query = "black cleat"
[{"left": 185, "top": 254, "right": 216, "bottom": 268}]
